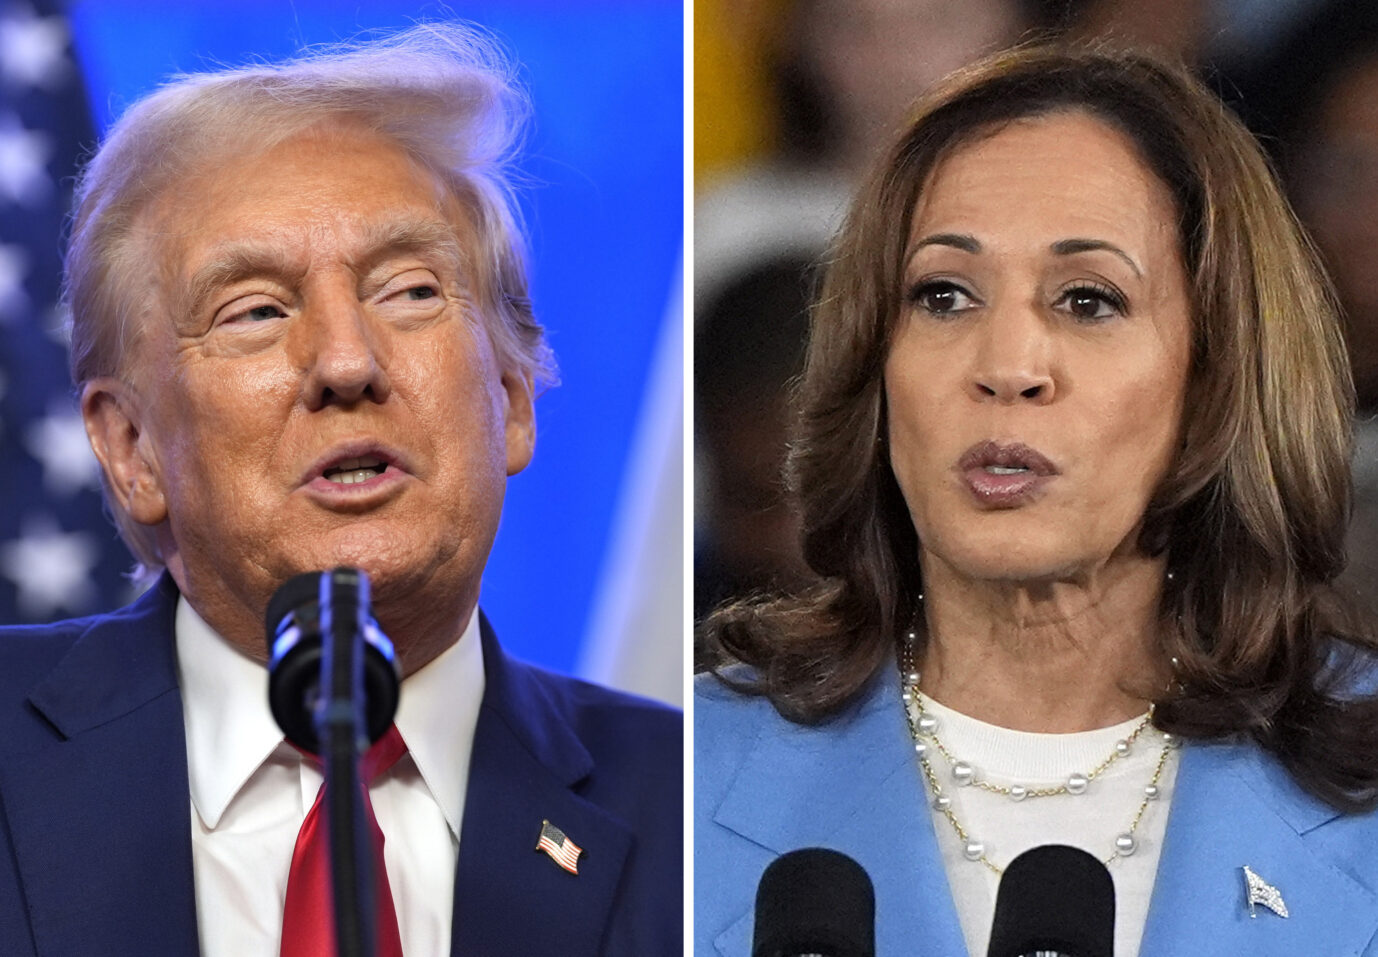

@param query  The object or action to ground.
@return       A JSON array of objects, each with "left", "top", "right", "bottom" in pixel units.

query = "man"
[{"left": 0, "top": 23, "right": 681, "bottom": 957}]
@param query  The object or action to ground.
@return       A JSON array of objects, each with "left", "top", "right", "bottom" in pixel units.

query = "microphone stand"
[{"left": 318, "top": 569, "right": 377, "bottom": 957}]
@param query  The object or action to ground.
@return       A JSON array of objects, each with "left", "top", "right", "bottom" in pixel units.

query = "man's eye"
[
  {"left": 907, "top": 280, "right": 978, "bottom": 315},
  {"left": 222, "top": 303, "right": 285, "bottom": 324}
]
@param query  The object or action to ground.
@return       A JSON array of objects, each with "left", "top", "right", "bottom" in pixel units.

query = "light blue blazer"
[{"left": 696, "top": 669, "right": 1378, "bottom": 956}]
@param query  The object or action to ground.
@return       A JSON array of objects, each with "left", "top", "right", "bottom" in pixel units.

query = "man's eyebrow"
[
  {"left": 181, "top": 243, "right": 303, "bottom": 320},
  {"left": 354, "top": 217, "right": 466, "bottom": 268},
  {"left": 179, "top": 218, "right": 467, "bottom": 319},
  {"left": 1050, "top": 238, "right": 1142, "bottom": 277}
]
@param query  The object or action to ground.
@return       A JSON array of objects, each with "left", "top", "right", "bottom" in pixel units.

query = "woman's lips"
[{"left": 957, "top": 440, "right": 1058, "bottom": 507}]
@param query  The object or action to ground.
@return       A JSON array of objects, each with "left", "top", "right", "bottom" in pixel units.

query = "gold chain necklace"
[{"left": 898, "top": 642, "right": 1177, "bottom": 875}]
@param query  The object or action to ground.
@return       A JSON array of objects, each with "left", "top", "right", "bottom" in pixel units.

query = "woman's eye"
[
  {"left": 403, "top": 285, "right": 438, "bottom": 301},
  {"left": 909, "top": 280, "right": 978, "bottom": 315},
  {"left": 1056, "top": 284, "right": 1125, "bottom": 321}
]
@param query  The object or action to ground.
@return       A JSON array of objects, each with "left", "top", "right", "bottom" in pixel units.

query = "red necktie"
[{"left": 280, "top": 725, "right": 408, "bottom": 957}]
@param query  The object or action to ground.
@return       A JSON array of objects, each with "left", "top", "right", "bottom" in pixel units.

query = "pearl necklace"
[{"left": 898, "top": 643, "right": 1177, "bottom": 875}]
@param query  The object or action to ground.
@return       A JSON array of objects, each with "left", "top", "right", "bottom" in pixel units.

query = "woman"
[{"left": 696, "top": 44, "right": 1378, "bottom": 957}]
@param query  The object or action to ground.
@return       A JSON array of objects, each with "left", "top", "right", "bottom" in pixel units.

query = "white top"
[
  {"left": 176, "top": 596, "right": 485, "bottom": 957},
  {"left": 915, "top": 694, "right": 1180, "bottom": 957}
]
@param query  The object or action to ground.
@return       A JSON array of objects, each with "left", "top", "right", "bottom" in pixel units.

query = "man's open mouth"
[{"left": 323, "top": 456, "right": 388, "bottom": 485}]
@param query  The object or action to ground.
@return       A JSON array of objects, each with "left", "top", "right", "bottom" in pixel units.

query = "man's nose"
[
  {"left": 298, "top": 294, "right": 393, "bottom": 410},
  {"left": 968, "top": 303, "right": 1056, "bottom": 405}
]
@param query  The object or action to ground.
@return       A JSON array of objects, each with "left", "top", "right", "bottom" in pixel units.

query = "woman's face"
[{"left": 884, "top": 111, "right": 1192, "bottom": 585}]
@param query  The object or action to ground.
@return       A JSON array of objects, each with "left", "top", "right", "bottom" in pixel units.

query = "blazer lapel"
[
  {"left": 0, "top": 577, "right": 199, "bottom": 957},
  {"left": 450, "top": 618, "right": 634, "bottom": 957},
  {"left": 1142, "top": 739, "right": 1378, "bottom": 955},
  {"left": 707, "top": 672, "right": 969, "bottom": 957}
]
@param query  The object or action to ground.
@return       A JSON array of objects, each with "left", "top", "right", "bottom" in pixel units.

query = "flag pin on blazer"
[
  {"left": 536, "top": 819, "right": 583, "bottom": 875},
  {"left": 1242, "top": 865, "right": 1289, "bottom": 919}
]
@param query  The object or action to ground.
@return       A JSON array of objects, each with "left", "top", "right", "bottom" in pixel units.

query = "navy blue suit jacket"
[{"left": 0, "top": 575, "right": 682, "bottom": 956}]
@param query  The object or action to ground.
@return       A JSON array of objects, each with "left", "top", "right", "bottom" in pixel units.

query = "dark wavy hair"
[{"left": 701, "top": 42, "right": 1378, "bottom": 812}]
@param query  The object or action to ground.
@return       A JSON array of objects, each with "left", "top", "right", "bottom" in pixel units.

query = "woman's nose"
[{"left": 968, "top": 306, "right": 1056, "bottom": 404}]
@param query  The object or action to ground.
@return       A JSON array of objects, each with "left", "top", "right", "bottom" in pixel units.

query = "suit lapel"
[
  {"left": 1142, "top": 739, "right": 1378, "bottom": 955},
  {"left": 450, "top": 618, "right": 634, "bottom": 957},
  {"left": 708, "top": 672, "right": 969, "bottom": 957},
  {"left": 0, "top": 577, "right": 199, "bottom": 957}
]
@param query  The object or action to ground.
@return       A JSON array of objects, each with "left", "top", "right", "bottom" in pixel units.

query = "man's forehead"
[
  {"left": 182, "top": 214, "right": 467, "bottom": 274},
  {"left": 147, "top": 123, "right": 468, "bottom": 254}
]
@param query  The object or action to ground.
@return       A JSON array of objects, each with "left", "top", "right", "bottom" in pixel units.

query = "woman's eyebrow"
[
  {"left": 903, "top": 233, "right": 1144, "bottom": 279},
  {"left": 904, "top": 232, "right": 980, "bottom": 267},
  {"left": 1051, "top": 237, "right": 1143, "bottom": 277}
]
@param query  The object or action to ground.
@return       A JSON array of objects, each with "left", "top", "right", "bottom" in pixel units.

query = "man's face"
[{"left": 86, "top": 124, "right": 534, "bottom": 667}]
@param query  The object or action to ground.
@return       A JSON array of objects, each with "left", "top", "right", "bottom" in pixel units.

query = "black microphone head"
[
  {"left": 753, "top": 848, "right": 875, "bottom": 957},
  {"left": 263, "top": 569, "right": 399, "bottom": 754},
  {"left": 265, "top": 571, "right": 324, "bottom": 645},
  {"left": 987, "top": 845, "right": 1115, "bottom": 957}
]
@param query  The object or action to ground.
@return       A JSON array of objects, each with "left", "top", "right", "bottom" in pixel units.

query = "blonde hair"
[{"left": 65, "top": 22, "right": 556, "bottom": 575}]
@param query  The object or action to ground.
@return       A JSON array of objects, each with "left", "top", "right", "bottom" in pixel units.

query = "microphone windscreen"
[
  {"left": 263, "top": 569, "right": 399, "bottom": 752},
  {"left": 753, "top": 848, "right": 875, "bottom": 957},
  {"left": 987, "top": 844, "right": 1114, "bottom": 957},
  {"left": 264, "top": 570, "right": 324, "bottom": 645}
]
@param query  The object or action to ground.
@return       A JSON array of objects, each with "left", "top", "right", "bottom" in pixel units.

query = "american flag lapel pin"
[
  {"left": 1242, "top": 865, "right": 1289, "bottom": 919},
  {"left": 536, "top": 819, "right": 583, "bottom": 875}
]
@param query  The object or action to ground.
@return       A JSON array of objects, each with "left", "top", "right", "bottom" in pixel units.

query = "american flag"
[
  {"left": 1242, "top": 865, "right": 1289, "bottom": 919},
  {"left": 0, "top": 0, "right": 136, "bottom": 624},
  {"left": 536, "top": 819, "right": 582, "bottom": 875}
]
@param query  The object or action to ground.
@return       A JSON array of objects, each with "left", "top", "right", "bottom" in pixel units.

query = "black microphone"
[
  {"left": 753, "top": 848, "right": 875, "bottom": 957},
  {"left": 265, "top": 568, "right": 402, "bottom": 957},
  {"left": 987, "top": 845, "right": 1115, "bottom": 957},
  {"left": 264, "top": 568, "right": 400, "bottom": 754}
]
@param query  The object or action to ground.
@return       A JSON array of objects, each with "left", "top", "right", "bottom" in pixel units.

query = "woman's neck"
[{"left": 916, "top": 550, "right": 1170, "bottom": 733}]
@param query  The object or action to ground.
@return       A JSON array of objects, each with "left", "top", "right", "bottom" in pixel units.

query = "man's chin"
[{"left": 279, "top": 538, "right": 478, "bottom": 606}]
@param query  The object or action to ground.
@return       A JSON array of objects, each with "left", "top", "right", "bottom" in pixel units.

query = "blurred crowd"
[{"left": 694, "top": 0, "right": 1378, "bottom": 621}]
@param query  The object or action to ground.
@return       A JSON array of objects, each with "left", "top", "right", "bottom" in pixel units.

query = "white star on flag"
[
  {"left": 43, "top": 299, "right": 71, "bottom": 345},
  {"left": 0, "top": 112, "right": 51, "bottom": 207},
  {"left": 0, "top": 3, "right": 69, "bottom": 91},
  {"left": 0, "top": 242, "right": 29, "bottom": 321},
  {"left": 25, "top": 407, "right": 100, "bottom": 495},
  {"left": 0, "top": 516, "right": 99, "bottom": 618}
]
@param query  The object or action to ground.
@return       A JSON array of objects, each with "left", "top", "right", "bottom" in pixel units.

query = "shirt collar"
[
  {"left": 176, "top": 595, "right": 485, "bottom": 839},
  {"left": 393, "top": 608, "right": 484, "bottom": 840}
]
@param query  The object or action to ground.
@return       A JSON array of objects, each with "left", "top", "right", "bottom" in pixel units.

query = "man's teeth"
[
  {"left": 985, "top": 465, "right": 1029, "bottom": 475},
  {"left": 324, "top": 457, "right": 385, "bottom": 484},
  {"left": 328, "top": 468, "right": 380, "bottom": 484}
]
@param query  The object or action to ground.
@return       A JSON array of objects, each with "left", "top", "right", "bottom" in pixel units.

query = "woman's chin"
[{"left": 923, "top": 540, "right": 1095, "bottom": 589}]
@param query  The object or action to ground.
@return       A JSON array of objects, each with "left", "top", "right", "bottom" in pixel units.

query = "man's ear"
[
  {"left": 501, "top": 368, "right": 536, "bottom": 476},
  {"left": 81, "top": 378, "right": 168, "bottom": 526}
]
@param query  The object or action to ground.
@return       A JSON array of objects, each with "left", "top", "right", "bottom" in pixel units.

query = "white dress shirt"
[
  {"left": 176, "top": 597, "right": 485, "bottom": 957},
  {"left": 919, "top": 694, "right": 1179, "bottom": 957}
]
